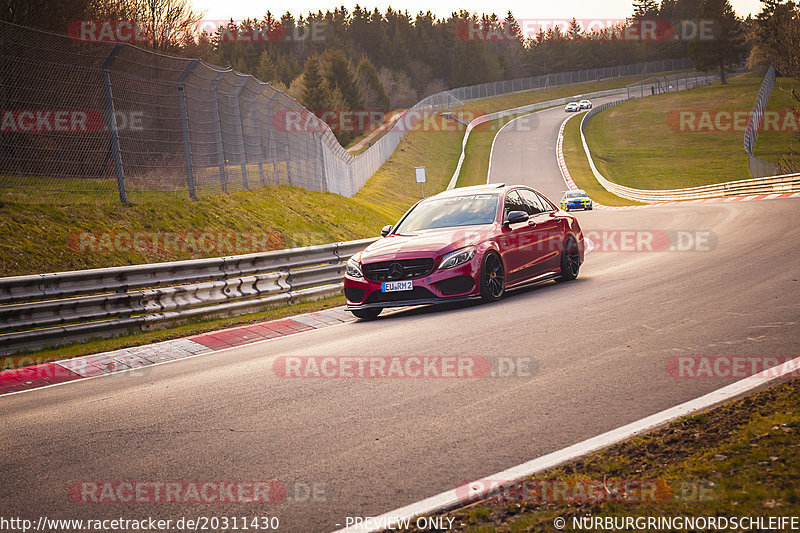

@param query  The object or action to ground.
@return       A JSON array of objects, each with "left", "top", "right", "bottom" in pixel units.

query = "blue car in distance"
[{"left": 560, "top": 190, "right": 593, "bottom": 211}]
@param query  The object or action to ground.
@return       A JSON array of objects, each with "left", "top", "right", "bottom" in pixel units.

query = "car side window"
[
  {"left": 503, "top": 190, "right": 526, "bottom": 220},
  {"left": 518, "top": 189, "right": 546, "bottom": 215},
  {"left": 536, "top": 192, "right": 555, "bottom": 212}
]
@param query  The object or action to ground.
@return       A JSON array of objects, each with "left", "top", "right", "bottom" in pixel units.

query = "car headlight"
[
  {"left": 346, "top": 256, "right": 363, "bottom": 278},
  {"left": 438, "top": 246, "right": 477, "bottom": 270}
]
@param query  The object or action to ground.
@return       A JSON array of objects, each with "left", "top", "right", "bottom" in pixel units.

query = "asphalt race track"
[{"left": 2, "top": 102, "right": 799, "bottom": 532}]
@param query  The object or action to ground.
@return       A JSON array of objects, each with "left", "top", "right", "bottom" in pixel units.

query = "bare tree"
[{"left": 87, "top": 0, "right": 203, "bottom": 51}]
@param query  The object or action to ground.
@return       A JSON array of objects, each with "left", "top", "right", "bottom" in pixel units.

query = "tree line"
[{"left": 3, "top": 0, "right": 798, "bottom": 146}]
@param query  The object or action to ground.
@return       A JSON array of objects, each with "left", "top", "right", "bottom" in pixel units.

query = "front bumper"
[
  {"left": 344, "top": 256, "right": 481, "bottom": 310},
  {"left": 345, "top": 294, "right": 479, "bottom": 310},
  {"left": 562, "top": 200, "right": 592, "bottom": 210}
]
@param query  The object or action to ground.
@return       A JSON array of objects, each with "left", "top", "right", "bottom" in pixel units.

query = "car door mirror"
[
  {"left": 381, "top": 225, "right": 392, "bottom": 237},
  {"left": 504, "top": 210, "right": 529, "bottom": 226}
]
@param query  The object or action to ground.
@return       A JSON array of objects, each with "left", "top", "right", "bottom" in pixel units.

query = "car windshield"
[
  {"left": 565, "top": 191, "right": 588, "bottom": 198},
  {"left": 393, "top": 194, "right": 499, "bottom": 232}
]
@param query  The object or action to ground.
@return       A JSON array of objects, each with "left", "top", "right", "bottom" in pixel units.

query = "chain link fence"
[
  {"left": 744, "top": 66, "right": 783, "bottom": 178},
  {"left": 0, "top": 20, "right": 695, "bottom": 203},
  {"left": 624, "top": 70, "right": 719, "bottom": 97},
  {"left": 447, "top": 58, "right": 694, "bottom": 101}
]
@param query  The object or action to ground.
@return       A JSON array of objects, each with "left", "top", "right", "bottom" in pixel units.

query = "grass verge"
[
  {"left": 406, "top": 377, "right": 800, "bottom": 532},
  {"left": 562, "top": 112, "right": 642, "bottom": 206},
  {"left": 582, "top": 71, "right": 798, "bottom": 189},
  {"left": 0, "top": 124, "right": 461, "bottom": 276},
  {"left": 753, "top": 77, "right": 800, "bottom": 169}
]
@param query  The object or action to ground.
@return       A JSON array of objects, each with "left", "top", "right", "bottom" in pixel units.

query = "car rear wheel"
[
  {"left": 351, "top": 308, "right": 382, "bottom": 320},
  {"left": 556, "top": 236, "right": 580, "bottom": 282},
  {"left": 480, "top": 252, "right": 505, "bottom": 302}
]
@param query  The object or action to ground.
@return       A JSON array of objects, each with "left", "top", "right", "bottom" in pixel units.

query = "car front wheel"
[
  {"left": 480, "top": 252, "right": 505, "bottom": 302},
  {"left": 556, "top": 236, "right": 580, "bottom": 282}
]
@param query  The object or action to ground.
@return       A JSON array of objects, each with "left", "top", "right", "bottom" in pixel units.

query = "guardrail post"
[
  {"left": 101, "top": 44, "right": 127, "bottom": 204},
  {"left": 177, "top": 60, "right": 199, "bottom": 200}
]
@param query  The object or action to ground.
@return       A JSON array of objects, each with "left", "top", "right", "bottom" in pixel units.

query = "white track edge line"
[{"left": 333, "top": 355, "right": 800, "bottom": 532}]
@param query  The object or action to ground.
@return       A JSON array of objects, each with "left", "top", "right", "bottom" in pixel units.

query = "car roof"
[
  {"left": 429, "top": 183, "right": 554, "bottom": 201},
  {"left": 430, "top": 183, "right": 507, "bottom": 199}
]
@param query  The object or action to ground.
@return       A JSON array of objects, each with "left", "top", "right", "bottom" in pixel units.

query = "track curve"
[{"left": 2, "top": 99, "right": 799, "bottom": 532}]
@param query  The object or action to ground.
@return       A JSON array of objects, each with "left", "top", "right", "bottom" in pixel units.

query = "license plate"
[{"left": 382, "top": 280, "right": 413, "bottom": 292}]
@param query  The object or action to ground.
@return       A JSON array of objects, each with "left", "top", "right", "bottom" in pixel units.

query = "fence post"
[
  {"left": 209, "top": 71, "right": 228, "bottom": 193},
  {"left": 177, "top": 59, "right": 199, "bottom": 200},
  {"left": 224, "top": 75, "right": 249, "bottom": 190},
  {"left": 100, "top": 44, "right": 127, "bottom": 204},
  {"left": 252, "top": 86, "right": 267, "bottom": 187},
  {"left": 262, "top": 90, "right": 280, "bottom": 185}
]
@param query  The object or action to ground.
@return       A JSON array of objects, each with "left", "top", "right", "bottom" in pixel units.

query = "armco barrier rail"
[
  {"left": 744, "top": 66, "right": 783, "bottom": 178},
  {"left": 0, "top": 238, "right": 378, "bottom": 355},
  {"left": 580, "top": 100, "right": 800, "bottom": 202}
]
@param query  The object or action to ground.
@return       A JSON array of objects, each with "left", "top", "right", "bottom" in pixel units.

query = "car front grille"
[{"left": 362, "top": 258, "right": 435, "bottom": 282}]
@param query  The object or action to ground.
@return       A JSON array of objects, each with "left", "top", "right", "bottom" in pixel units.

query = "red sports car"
[{"left": 344, "top": 183, "right": 585, "bottom": 319}]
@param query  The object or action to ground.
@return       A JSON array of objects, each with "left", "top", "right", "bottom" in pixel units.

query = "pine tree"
[
  {"left": 568, "top": 18, "right": 583, "bottom": 39},
  {"left": 356, "top": 57, "right": 391, "bottom": 109},
  {"left": 688, "top": 0, "right": 746, "bottom": 83},
  {"left": 632, "top": 0, "right": 661, "bottom": 18},
  {"left": 256, "top": 52, "right": 278, "bottom": 84},
  {"left": 320, "top": 49, "right": 364, "bottom": 110},
  {"left": 301, "top": 56, "right": 329, "bottom": 111}
]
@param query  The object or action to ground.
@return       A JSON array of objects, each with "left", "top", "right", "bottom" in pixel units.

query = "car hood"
[{"left": 359, "top": 225, "right": 490, "bottom": 262}]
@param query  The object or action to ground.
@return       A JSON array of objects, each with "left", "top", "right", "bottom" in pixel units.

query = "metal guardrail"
[
  {"left": 744, "top": 66, "right": 783, "bottom": 178},
  {"left": 579, "top": 99, "right": 800, "bottom": 202},
  {"left": 0, "top": 238, "right": 377, "bottom": 355}
]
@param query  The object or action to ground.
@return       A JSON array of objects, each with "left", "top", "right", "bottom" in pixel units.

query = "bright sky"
[{"left": 195, "top": 0, "right": 763, "bottom": 22}]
